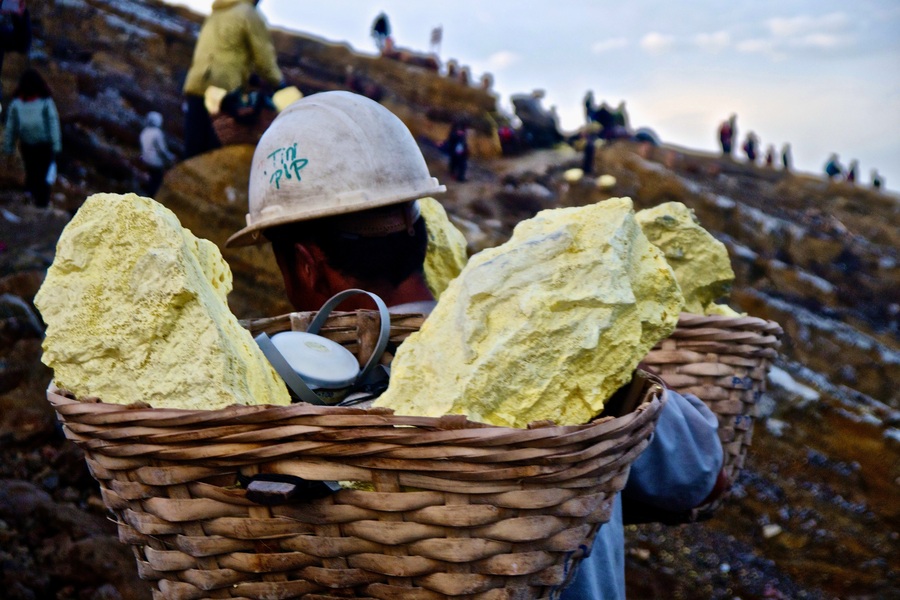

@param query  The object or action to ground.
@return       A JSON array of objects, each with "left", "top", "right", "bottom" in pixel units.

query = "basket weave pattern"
[
  {"left": 48, "top": 312, "right": 665, "bottom": 600},
  {"left": 643, "top": 313, "right": 783, "bottom": 518}
]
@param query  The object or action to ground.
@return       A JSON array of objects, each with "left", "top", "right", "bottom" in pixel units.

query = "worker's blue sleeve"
[
  {"left": 558, "top": 389, "right": 723, "bottom": 600},
  {"left": 622, "top": 390, "right": 723, "bottom": 511}
]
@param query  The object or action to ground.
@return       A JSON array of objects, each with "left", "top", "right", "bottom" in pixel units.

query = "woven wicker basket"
[
  {"left": 47, "top": 311, "right": 666, "bottom": 600},
  {"left": 642, "top": 312, "right": 783, "bottom": 520},
  {"left": 211, "top": 109, "right": 277, "bottom": 148}
]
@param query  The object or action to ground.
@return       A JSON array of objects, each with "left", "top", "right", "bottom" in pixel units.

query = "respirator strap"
[{"left": 306, "top": 289, "right": 392, "bottom": 385}]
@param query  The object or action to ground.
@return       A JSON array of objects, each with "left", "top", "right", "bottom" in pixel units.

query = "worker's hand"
[{"left": 699, "top": 467, "right": 731, "bottom": 506}]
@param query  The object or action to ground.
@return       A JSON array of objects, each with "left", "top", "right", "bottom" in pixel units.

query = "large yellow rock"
[
  {"left": 35, "top": 193, "right": 290, "bottom": 409},
  {"left": 375, "top": 197, "right": 683, "bottom": 427},
  {"left": 636, "top": 202, "right": 735, "bottom": 314},
  {"left": 420, "top": 197, "right": 469, "bottom": 300}
]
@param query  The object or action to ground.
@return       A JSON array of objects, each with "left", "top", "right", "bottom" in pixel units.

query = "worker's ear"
[
  {"left": 273, "top": 241, "right": 325, "bottom": 310},
  {"left": 292, "top": 242, "right": 327, "bottom": 293}
]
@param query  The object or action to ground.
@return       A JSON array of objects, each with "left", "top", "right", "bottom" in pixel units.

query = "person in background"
[
  {"left": 0, "top": 0, "right": 32, "bottom": 119},
  {"left": 584, "top": 90, "right": 597, "bottom": 124},
  {"left": 2, "top": 68, "right": 61, "bottom": 208},
  {"left": 824, "top": 153, "right": 843, "bottom": 180},
  {"left": 445, "top": 59, "right": 458, "bottom": 80},
  {"left": 582, "top": 122, "right": 599, "bottom": 175},
  {"left": 781, "top": 143, "right": 792, "bottom": 171},
  {"left": 457, "top": 66, "right": 471, "bottom": 86},
  {"left": 443, "top": 120, "right": 469, "bottom": 182},
  {"left": 182, "top": 0, "right": 284, "bottom": 159},
  {"left": 718, "top": 114, "right": 736, "bottom": 157},
  {"left": 228, "top": 92, "right": 725, "bottom": 600},
  {"left": 764, "top": 144, "right": 775, "bottom": 168},
  {"left": 140, "top": 111, "right": 175, "bottom": 196},
  {"left": 846, "top": 159, "right": 858, "bottom": 184},
  {"left": 742, "top": 131, "right": 759, "bottom": 164},
  {"left": 871, "top": 169, "right": 883, "bottom": 190},
  {"left": 371, "top": 12, "right": 390, "bottom": 52},
  {"left": 479, "top": 72, "right": 493, "bottom": 93},
  {"left": 594, "top": 101, "right": 616, "bottom": 140},
  {"left": 614, "top": 101, "right": 630, "bottom": 131}
]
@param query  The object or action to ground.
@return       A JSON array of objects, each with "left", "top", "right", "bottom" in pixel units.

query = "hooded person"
[
  {"left": 227, "top": 91, "right": 724, "bottom": 600},
  {"left": 182, "top": 0, "right": 284, "bottom": 158},
  {"left": 139, "top": 111, "right": 176, "bottom": 196}
]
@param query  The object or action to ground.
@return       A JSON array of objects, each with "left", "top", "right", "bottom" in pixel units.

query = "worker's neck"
[
  {"left": 376, "top": 274, "right": 434, "bottom": 309},
  {"left": 294, "top": 273, "right": 434, "bottom": 312}
]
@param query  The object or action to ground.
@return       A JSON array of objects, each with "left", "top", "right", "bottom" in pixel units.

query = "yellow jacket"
[{"left": 183, "top": 0, "right": 283, "bottom": 97}]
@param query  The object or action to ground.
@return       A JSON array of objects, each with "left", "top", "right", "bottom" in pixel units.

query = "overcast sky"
[{"left": 169, "top": 0, "right": 900, "bottom": 192}]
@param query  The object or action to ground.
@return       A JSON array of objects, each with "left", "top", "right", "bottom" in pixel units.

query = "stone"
[
  {"left": 596, "top": 174, "right": 617, "bottom": 190},
  {"left": 636, "top": 201, "right": 735, "bottom": 315},
  {"left": 0, "top": 480, "right": 53, "bottom": 519},
  {"left": 563, "top": 168, "right": 584, "bottom": 183},
  {"left": 419, "top": 197, "right": 468, "bottom": 300},
  {"left": 762, "top": 523, "right": 783, "bottom": 539},
  {"left": 375, "top": 197, "right": 682, "bottom": 427},
  {"left": 34, "top": 193, "right": 290, "bottom": 409}
]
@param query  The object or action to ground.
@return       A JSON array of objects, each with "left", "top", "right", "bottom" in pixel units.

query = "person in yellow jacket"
[{"left": 182, "top": 0, "right": 284, "bottom": 158}]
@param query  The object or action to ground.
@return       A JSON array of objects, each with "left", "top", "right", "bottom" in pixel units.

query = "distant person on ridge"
[
  {"left": 2, "top": 68, "right": 61, "bottom": 208},
  {"left": 614, "top": 101, "right": 630, "bottom": 131},
  {"left": 717, "top": 115, "right": 736, "bottom": 157},
  {"left": 781, "top": 143, "right": 792, "bottom": 171},
  {"left": 182, "top": 0, "right": 285, "bottom": 159},
  {"left": 846, "top": 159, "right": 858, "bottom": 184},
  {"left": 764, "top": 144, "right": 775, "bottom": 168},
  {"left": 581, "top": 122, "right": 600, "bottom": 175},
  {"left": 584, "top": 90, "right": 597, "bottom": 124},
  {"left": 371, "top": 12, "right": 391, "bottom": 52},
  {"left": 824, "top": 153, "right": 843, "bottom": 180},
  {"left": 594, "top": 101, "right": 616, "bottom": 140},
  {"left": 742, "top": 131, "right": 759, "bottom": 164},
  {"left": 443, "top": 121, "right": 469, "bottom": 182},
  {"left": 140, "top": 111, "right": 176, "bottom": 196},
  {"left": 871, "top": 169, "right": 883, "bottom": 190}
]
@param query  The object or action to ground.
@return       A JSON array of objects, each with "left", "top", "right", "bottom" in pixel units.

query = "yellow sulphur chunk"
[
  {"left": 636, "top": 201, "right": 735, "bottom": 315},
  {"left": 420, "top": 197, "right": 468, "bottom": 300},
  {"left": 35, "top": 193, "right": 290, "bottom": 409},
  {"left": 376, "top": 197, "right": 683, "bottom": 427}
]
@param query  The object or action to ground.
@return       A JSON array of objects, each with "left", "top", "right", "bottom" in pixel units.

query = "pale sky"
[{"left": 169, "top": 1, "right": 900, "bottom": 192}]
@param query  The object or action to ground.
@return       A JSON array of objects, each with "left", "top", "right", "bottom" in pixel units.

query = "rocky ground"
[
  {"left": 1, "top": 0, "right": 898, "bottom": 598},
  {"left": 3, "top": 142, "right": 898, "bottom": 600}
]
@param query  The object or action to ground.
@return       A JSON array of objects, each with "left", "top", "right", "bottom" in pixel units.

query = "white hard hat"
[{"left": 227, "top": 91, "right": 445, "bottom": 247}]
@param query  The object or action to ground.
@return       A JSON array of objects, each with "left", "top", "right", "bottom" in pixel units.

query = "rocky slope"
[{"left": 1, "top": 1, "right": 898, "bottom": 599}]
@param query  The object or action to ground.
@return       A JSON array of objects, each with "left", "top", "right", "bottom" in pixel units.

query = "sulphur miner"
[
  {"left": 35, "top": 193, "right": 290, "bottom": 409},
  {"left": 375, "top": 197, "right": 683, "bottom": 428},
  {"left": 635, "top": 201, "right": 735, "bottom": 315}
]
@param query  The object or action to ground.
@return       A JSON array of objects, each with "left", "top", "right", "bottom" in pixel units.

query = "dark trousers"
[
  {"left": 449, "top": 154, "right": 467, "bottom": 182},
  {"left": 20, "top": 142, "right": 53, "bottom": 207},
  {"left": 582, "top": 138, "right": 596, "bottom": 174},
  {"left": 144, "top": 166, "right": 165, "bottom": 197},
  {"left": 183, "top": 94, "right": 221, "bottom": 159}
]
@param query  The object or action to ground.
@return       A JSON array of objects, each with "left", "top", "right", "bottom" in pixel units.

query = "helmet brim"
[{"left": 226, "top": 182, "right": 446, "bottom": 247}]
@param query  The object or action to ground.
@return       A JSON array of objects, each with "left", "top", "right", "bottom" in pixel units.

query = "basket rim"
[
  {"left": 46, "top": 374, "right": 666, "bottom": 441},
  {"left": 674, "top": 312, "right": 783, "bottom": 335}
]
